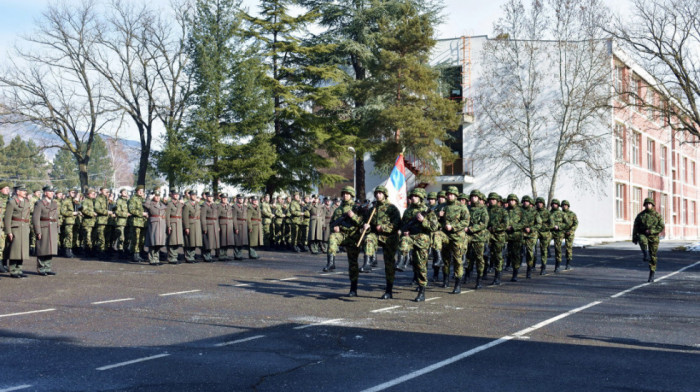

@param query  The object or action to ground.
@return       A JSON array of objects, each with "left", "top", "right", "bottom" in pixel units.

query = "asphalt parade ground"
[{"left": 1, "top": 242, "right": 699, "bottom": 392}]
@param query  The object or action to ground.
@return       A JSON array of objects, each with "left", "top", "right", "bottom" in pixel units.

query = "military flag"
[{"left": 385, "top": 154, "right": 407, "bottom": 214}]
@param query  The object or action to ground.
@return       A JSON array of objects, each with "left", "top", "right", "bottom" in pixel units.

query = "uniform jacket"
[
  {"left": 233, "top": 203, "right": 249, "bottom": 246},
  {"left": 536, "top": 207, "right": 552, "bottom": 233},
  {"left": 144, "top": 200, "right": 167, "bottom": 247},
  {"left": 183, "top": 200, "right": 203, "bottom": 248},
  {"left": 563, "top": 210, "right": 579, "bottom": 236},
  {"left": 81, "top": 198, "right": 97, "bottom": 227},
  {"left": 520, "top": 205, "right": 542, "bottom": 239},
  {"left": 128, "top": 195, "right": 146, "bottom": 228},
  {"left": 166, "top": 199, "right": 184, "bottom": 246},
  {"left": 115, "top": 197, "right": 130, "bottom": 227},
  {"left": 467, "top": 204, "right": 490, "bottom": 243},
  {"left": 4, "top": 196, "right": 31, "bottom": 260},
  {"left": 506, "top": 205, "right": 523, "bottom": 241},
  {"left": 487, "top": 204, "right": 509, "bottom": 244},
  {"left": 201, "top": 201, "right": 221, "bottom": 250},
  {"left": 288, "top": 200, "right": 303, "bottom": 225},
  {"left": 330, "top": 200, "right": 363, "bottom": 238},
  {"left": 33, "top": 197, "right": 59, "bottom": 256},
  {"left": 440, "top": 200, "right": 470, "bottom": 242},
  {"left": 247, "top": 204, "right": 264, "bottom": 247},
  {"left": 95, "top": 194, "right": 110, "bottom": 225},
  {"left": 218, "top": 203, "right": 235, "bottom": 247},
  {"left": 60, "top": 197, "right": 78, "bottom": 225},
  {"left": 549, "top": 208, "right": 566, "bottom": 237},
  {"left": 368, "top": 200, "right": 402, "bottom": 241}
]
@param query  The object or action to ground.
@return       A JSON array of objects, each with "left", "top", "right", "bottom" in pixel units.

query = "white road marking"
[
  {"left": 0, "top": 309, "right": 55, "bottom": 318},
  {"left": 158, "top": 290, "right": 201, "bottom": 297},
  {"left": 424, "top": 297, "right": 441, "bottom": 302},
  {"left": 91, "top": 298, "right": 134, "bottom": 305},
  {"left": 655, "top": 261, "right": 700, "bottom": 281},
  {"left": 293, "top": 318, "right": 344, "bottom": 330},
  {"left": 234, "top": 283, "right": 251, "bottom": 287},
  {"left": 214, "top": 335, "right": 265, "bottom": 347},
  {"left": 359, "top": 262, "right": 700, "bottom": 392},
  {"left": 96, "top": 353, "right": 170, "bottom": 371},
  {"left": 0, "top": 385, "right": 33, "bottom": 392},
  {"left": 319, "top": 271, "right": 343, "bottom": 276},
  {"left": 279, "top": 277, "right": 298, "bottom": 281},
  {"left": 370, "top": 306, "right": 401, "bottom": 313}
]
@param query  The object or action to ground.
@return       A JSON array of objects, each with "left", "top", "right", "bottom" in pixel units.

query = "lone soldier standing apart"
[
  {"left": 4, "top": 185, "right": 31, "bottom": 278},
  {"left": 327, "top": 186, "right": 364, "bottom": 296},
  {"left": 182, "top": 190, "right": 202, "bottom": 263},
  {"left": 561, "top": 200, "right": 578, "bottom": 270},
  {"left": 128, "top": 186, "right": 147, "bottom": 263},
  {"left": 33, "top": 186, "right": 59, "bottom": 276},
  {"left": 165, "top": 189, "right": 184, "bottom": 264},
  {"left": 246, "top": 196, "right": 263, "bottom": 259},
  {"left": 144, "top": 189, "right": 167, "bottom": 266},
  {"left": 633, "top": 198, "right": 664, "bottom": 282}
]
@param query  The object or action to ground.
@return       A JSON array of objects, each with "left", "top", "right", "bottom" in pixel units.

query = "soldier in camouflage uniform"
[
  {"left": 272, "top": 196, "right": 286, "bottom": 249},
  {"left": 439, "top": 186, "right": 470, "bottom": 293},
  {"left": 0, "top": 182, "right": 11, "bottom": 272},
  {"left": 80, "top": 189, "right": 97, "bottom": 257},
  {"left": 325, "top": 187, "right": 364, "bottom": 296},
  {"left": 401, "top": 188, "right": 439, "bottom": 301},
  {"left": 299, "top": 195, "right": 311, "bottom": 251},
  {"left": 128, "top": 186, "right": 148, "bottom": 262},
  {"left": 60, "top": 189, "right": 79, "bottom": 259},
  {"left": 549, "top": 199, "right": 566, "bottom": 272},
  {"left": 487, "top": 193, "right": 509, "bottom": 285},
  {"left": 427, "top": 192, "right": 447, "bottom": 282},
  {"left": 113, "top": 189, "right": 130, "bottom": 259},
  {"left": 520, "top": 195, "right": 542, "bottom": 279},
  {"left": 465, "top": 190, "right": 489, "bottom": 289},
  {"left": 288, "top": 192, "right": 303, "bottom": 252},
  {"left": 632, "top": 198, "right": 664, "bottom": 282},
  {"left": 562, "top": 200, "right": 579, "bottom": 271},
  {"left": 505, "top": 194, "right": 523, "bottom": 281},
  {"left": 283, "top": 196, "right": 293, "bottom": 247},
  {"left": 535, "top": 197, "right": 553, "bottom": 275},
  {"left": 360, "top": 186, "right": 402, "bottom": 299},
  {"left": 261, "top": 194, "right": 274, "bottom": 249},
  {"left": 94, "top": 187, "right": 112, "bottom": 259}
]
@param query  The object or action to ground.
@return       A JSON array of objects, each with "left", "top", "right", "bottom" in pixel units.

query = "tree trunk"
[
  {"left": 137, "top": 145, "right": 150, "bottom": 187},
  {"left": 78, "top": 160, "right": 89, "bottom": 192},
  {"left": 356, "top": 157, "right": 365, "bottom": 200}
]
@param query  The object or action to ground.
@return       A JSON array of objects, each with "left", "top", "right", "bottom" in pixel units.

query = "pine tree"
[
  {"left": 50, "top": 135, "right": 114, "bottom": 190},
  {"left": 50, "top": 148, "right": 81, "bottom": 189},
  {"left": 0, "top": 136, "right": 50, "bottom": 184}
]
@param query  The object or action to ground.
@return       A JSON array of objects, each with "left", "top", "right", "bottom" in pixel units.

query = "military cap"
[
  {"left": 236, "top": 194, "right": 245, "bottom": 198},
  {"left": 152, "top": 188, "right": 162, "bottom": 195},
  {"left": 311, "top": 194, "right": 317, "bottom": 198},
  {"left": 561, "top": 200, "right": 570, "bottom": 207},
  {"left": 550, "top": 198, "right": 560, "bottom": 206},
  {"left": 15, "top": 184, "right": 27, "bottom": 191},
  {"left": 643, "top": 197, "right": 655, "bottom": 206},
  {"left": 521, "top": 195, "right": 533, "bottom": 204},
  {"left": 507, "top": 194, "right": 518, "bottom": 202},
  {"left": 458, "top": 193, "right": 468, "bottom": 200},
  {"left": 469, "top": 189, "right": 482, "bottom": 199},
  {"left": 293, "top": 191, "right": 300, "bottom": 196},
  {"left": 57, "top": 189, "right": 65, "bottom": 194},
  {"left": 135, "top": 185, "right": 145, "bottom": 191},
  {"left": 169, "top": 188, "right": 179, "bottom": 195},
  {"left": 71, "top": 187, "right": 80, "bottom": 192},
  {"left": 341, "top": 186, "right": 356, "bottom": 197},
  {"left": 250, "top": 195, "right": 259, "bottom": 201},
  {"left": 427, "top": 191, "right": 437, "bottom": 200},
  {"left": 218, "top": 193, "right": 228, "bottom": 198},
  {"left": 487, "top": 192, "right": 500, "bottom": 201},
  {"left": 334, "top": 197, "right": 341, "bottom": 202},
  {"left": 203, "top": 191, "right": 211, "bottom": 197},
  {"left": 42, "top": 185, "right": 56, "bottom": 192},
  {"left": 100, "top": 186, "right": 109, "bottom": 191},
  {"left": 0, "top": 182, "right": 11, "bottom": 189},
  {"left": 374, "top": 185, "right": 389, "bottom": 197},
  {"left": 32, "top": 186, "right": 41, "bottom": 193},
  {"left": 446, "top": 185, "right": 460, "bottom": 196},
  {"left": 535, "top": 197, "right": 546, "bottom": 204}
]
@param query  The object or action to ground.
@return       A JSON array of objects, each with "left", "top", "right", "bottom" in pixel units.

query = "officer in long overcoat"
[
  {"left": 200, "top": 191, "right": 220, "bottom": 262},
  {"left": 218, "top": 193, "right": 235, "bottom": 260},
  {"left": 33, "top": 186, "right": 59, "bottom": 275},
  {"left": 246, "top": 196, "right": 263, "bottom": 259},
  {"left": 232, "top": 194, "right": 249, "bottom": 260},
  {"left": 4, "top": 185, "right": 31, "bottom": 278},
  {"left": 307, "top": 195, "right": 325, "bottom": 254},
  {"left": 165, "top": 189, "right": 184, "bottom": 264},
  {"left": 144, "top": 189, "right": 167, "bottom": 265},
  {"left": 182, "top": 190, "right": 202, "bottom": 263}
]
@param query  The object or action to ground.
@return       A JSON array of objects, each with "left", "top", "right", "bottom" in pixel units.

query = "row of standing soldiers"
[{"left": 324, "top": 185, "right": 578, "bottom": 302}]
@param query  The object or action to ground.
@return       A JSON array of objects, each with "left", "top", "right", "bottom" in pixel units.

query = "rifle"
[
  {"left": 356, "top": 207, "right": 376, "bottom": 246},
  {"left": 401, "top": 207, "right": 428, "bottom": 234}
]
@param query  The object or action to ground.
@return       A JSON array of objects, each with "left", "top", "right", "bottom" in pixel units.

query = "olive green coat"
[
  {"left": 307, "top": 203, "right": 325, "bottom": 241},
  {"left": 218, "top": 203, "right": 235, "bottom": 247},
  {"left": 33, "top": 198, "right": 59, "bottom": 256},
  {"left": 201, "top": 201, "right": 220, "bottom": 250},
  {"left": 247, "top": 204, "right": 264, "bottom": 247},
  {"left": 4, "top": 196, "right": 31, "bottom": 260},
  {"left": 144, "top": 200, "right": 167, "bottom": 247},
  {"left": 182, "top": 201, "right": 203, "bottom": 248},
  {"left": 166, "top": 200, "right": 184, "bottom": 246},
  {"left": 233, "top": 203, "right": 248, "bottom": 246}
]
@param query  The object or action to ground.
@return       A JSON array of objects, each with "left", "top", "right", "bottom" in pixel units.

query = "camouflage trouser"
[
  {"left": 364, "top": 233, "right": 399, "bottom": 284},
  {"left": 431, "top": 230, "right": 448, "bottom": 251},
  {"left": 299, "top": 225, "right": 308, "bottom": 246},
  {"left": 407, "top": 233, "right": 431, "bottom": 287},
  {"left": 82, "top": 226, "right": 94, "bottom": 250},
  {"left": 442, "top": 233, "right": 466, "bottom": 279},
  {"left": 130, "top": 226, "right": 145, "bottom": 254},
  {"left": 638, "top": 234, "right": 658, "bottom": 271},
  {"left": 398, "top": 235, "right": 413, "bottom": 255},
  {"left": 552, "top": 234, "right": 564, "bottom": 263},
  {"left": 263, "top": 220, "right": 272, "bottom": 246},
  {"left": 538, "top": 231, "right": 551, "bottom": 266},
  {"left": 94, "top": 224, "right": 107, "bottom": 252},
  {"left": 284, "top": 222, "right": 292, "bottom": 245},
  {"left": 467, "top": 241, "right": 486, "bottom": 274},
  {"left": 328, "top": 231, "right": 361, "bottom": 282},
  {"left": 507, "top": 239, "right": 522, "bottom": 270},
  {"left": 113, "top": 225, "right": 127, "bottom": 251},
  {"left": 0, "top": 232, "right": 5, "bottom": 263},
  {"left": 489, "top": 239, "right": 505, "bottom": 272},
  {"left": 290, "top": 223, "right": 301, "bottom": 246},
  {"left": 523, "top": 235, "right": 538, "bottom": 268},
  {"left": 564, "top": 232, "right": 575, "bottom": 262},
  {"left": 62, "top": 224, "right": 74, "bottom": 249}
]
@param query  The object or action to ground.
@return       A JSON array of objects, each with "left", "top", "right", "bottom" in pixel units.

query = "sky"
[{"left": 0, "top": 0, "right": 634, "bottom": 142}]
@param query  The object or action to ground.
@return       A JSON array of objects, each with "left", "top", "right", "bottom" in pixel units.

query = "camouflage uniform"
[
  {"left": 549, "top": 199, "right": 566, "bottom": 272},
  {"left": 466, "top": 190, "right": 489, "bottom": 287},
  {"left": 94, "top": 192, "right": 110, "bottom": 254},
  {"left": 272, "top": 200, "right": 286, "bottom": 247},
  {"left": 0, "top": 190, "right": 10, "bottom": 269},
  {"left": 439, "top": 186, "right": 470, "bottom": 292},
  {"left": 261, "top": 197, "right": 274, "bottom": 247},
  {"left": 520, "top": 196, "right": 542, "bottom": 278},
  {"left": 562, "top": 200, "right": 579, "bottom": 268},
  {"left": 81, "top": 193, "right": 97, "bottom": 253},
  {"left": 632, "top": 198, "right": 664, "bottom": 281},
  {"left": 487, "top": 193, "right": 509, "bottom": 284},
  {"left": 60, "top": 196, "right": 78, "bottom": 256},
  {"left": 326, "top": 187, "right": 364, "bottom": 296},
  {"left": 289, "top": 196, "right": 303, "bottom": 251},
  {"left": 427, "top": 192, "right": 448, "bottom": 280},
  {"left": 505, "top": 194, "right": 523, "bottom": 280},
  {"left": 400, "top": 188, "right": 439, "bottom": 301},
  {"left": 128, "top": 190, "right": 147, "bottom": 262},
  {"left": 535, "top": 197, "right": 552, "bottom": 272},
  {"left": 114, "top": 194, "right": 130, "bottom": 255}
]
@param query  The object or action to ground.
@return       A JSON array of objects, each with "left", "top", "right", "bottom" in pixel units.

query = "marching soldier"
[
  {"left": 520, "top": 195, "right": 542, "bottom": 279},
  {"left": 218, "top": 193, "right": 235, "bottom": 260},
  {"left": 33, "top": 186, "right": 59, "bottom": 275},
  {"left": 0, "top": 182, "right": 12, "bottom": 272},
  {"left": 261, "top": 194, "right": 274, "bottom": 249},
  {"left": 632, "top": 198, "right": 664, "bottom": 282},
  {"left": 128, "top": 186, "right": 148, "bottom": 263},
  {"left": 232, "top": 194, "right": 248, "bottom": 260},
  {"left": 535, "top": 196, "right": 553, "bottom": 275},
  {"left": 505, "top": 194, "right": 523, "bottom": 281},
  {"left": 246, "top": 196, "right": 263, "bottom": 259},
  {"left": 487, "top": 193, "right": 509, "bottom": 285},
  {"left": 440, "top": 186, "right": 470, "bottom": 293},
  {"left": 4, "top": 185, "right": 31, "bottom": 278},
  {"left": 144, "top": 189, "right": 167, "bottom": 265},
  {"left": 165, "top": 189, "right": 184, "bottom": 264},
  {"left": 427, "top": 192, "right": 447, "bottom": 283},
  {"left": 308, "top": 195, "right": 325, "bottom": 254},
  {"left": 399, "top": 188, "right": 438, "bottom": 301},
  {"left": 182, "top": 190, "right": 202, "bottom": 263},
  {"left": 562, "top": 200, "right": 579, "bottom": 270},
  {"left": 81, "top": 189, "right": 97, "bottom": 257},
  {"left": 326, "top": 186, "right": 364, "bottom": 296},
  {"left": 549, "top": 199, "right": 566, "bottom": 272},
  {"left": 465, "top": 190, "right": 489, "bottom": 289},
  {"left": 201, "top": 191, "right": 221, "bottom": 262},
  {"left": 113, "top": 189, "right": 130, "bottom": 259}
]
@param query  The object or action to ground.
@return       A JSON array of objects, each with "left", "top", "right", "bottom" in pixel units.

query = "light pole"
[{"left": 348, "top": 146, "right": 356, "bottom": 193}]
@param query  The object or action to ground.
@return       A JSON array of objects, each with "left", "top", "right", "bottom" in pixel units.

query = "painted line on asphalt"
[
  {"left": 0, "top": 385, "right": 33, "bottom": 392},
  {"left": 91, "top": 298, "right": 134, "bottom": 305},
  {"left": 279, "top": 277, "right": 298, "bottom": 281},
  {"left": 158, "top": 290, "right": 201, "bottom": 297},
  {"left": 359, "top": 261, "right": 700, "bottom": 392},
  {"left": 96, "top": 353, "right": 170, "bottom": 371},
  {"left": 234, "top": 283, "right": 251, "bottom": 287},
  {"left": 424, "top": 297, "right": 441, "bottom": 302},
  {"left": 0, "top": 308, "right": 55, "bottom": 318},
  {"left": 319, "top": 271, "right": 343, "bottom": 276},
  {"left": 214, "top": 335, "right": 265, "bottom": 347},
  {"left": 655, "top": 260, "right": 700, "bottom": 281},
  {"left": 370, "top": 306, "right": 401, "bottom": 313},
  {"left": 293, "top": 318, "right": 344, "bottom": 330}
]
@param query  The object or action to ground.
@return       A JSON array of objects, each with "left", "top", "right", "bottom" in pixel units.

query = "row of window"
[
  {"left": 615, "top": 183, "right": 696, "bottom": 226},
  {"left": 615, "top": 124, "right": 697, "bottom": 185},
  {"left": 614, "top": 65, "right": 666, "bottom": 125}
]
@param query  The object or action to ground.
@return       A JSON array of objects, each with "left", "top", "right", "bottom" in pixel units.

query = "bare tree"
[
  {"left": 608, "top": 0, "right": 700, "bottom": 138},
  {"left": 0, "top": 1, "right": 114, "bottom": 190}
]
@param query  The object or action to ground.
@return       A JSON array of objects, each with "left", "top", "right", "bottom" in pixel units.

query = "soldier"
[
  {"left": 60, "top": 189, "right": 78, "bottom": 259},
  {"left": 535, "top": 196, "right": 553, "bottom": 275},
  {"left": 632, "top": 198, "right": 664, "bottom": 281},
  {"left": 326, "top": 186, "right": 364, "bottom": 296},
  {"left": 562, "top": 200, "right": 579, "bottom": 271},
  {"left": 399, "top": 188, "right": 437, "bottom": 301},
  {"left": 322, "top": 196, "right": 334, "bottom": 254},
  {"left": 465, "top": 190, "right": 489, "bottom": 289},
  {"left": 127, "top": 186, "right": 148, "bottom": 262},
  {"left": 246, "top": 196, "right": 263, "bottom": 259},
  {"left": 505, "top": 194, "right": 523, "bottom": 281},
  {"left": 283, "top": 196, "right": 293, "bottom": 247},
  {"left": 183, "top": 190, "right": 202, "bottom": 263},
  {"left": 81, "top": 189, "right": 97, "bottom": 257},
  {"left": 549, "top": 199, "right": 566, "bottom": 272},
  {"left": 106, "top": 191, "right": 117, "bottom": 258},
  {"left": 299, "top": 195, "right": 311, "bottom": 251},
  {"left": 427, "top": 192, "right": 447, "bottom": 283},
  {"left": 94, "top": 187, "right": 112, "bottom": 259},
  {"left": 55, "top": 189, "right": 65, "bottom": 253},
  {"left": 272, "top": 196, "right": 286, "bottom": 249},
  {"left": 165, "top": 189, "right": 184, "bottom": 264},
  {"left": 0, "top": 182, "right": 12, "bottom": 272},
  {"left": 217, "top": 193, "right": 235, "bottom": 260},
  {"left": 113, "top": 189, "right": 130, "bottom": 259},
  {"left": 520, "top": 196, "right": 542, "bottom": 279},
  {"left": 440, "top": 186, "right": 470, "bottom": 293},
  {"left": 288, "top": 192, "right": 303, "bottom": 252},
  {"left": 200, "top": 192, "right": 220, "bottom": 262},
  {"left": 33, "top": 186, "right": 59, "bottom": 275},
  {"left": 261, "top": 194, "right": 274, "bottom": 249},
  {"left": 232, "top": 194, "right": 248, "bottom": 260},
  {"left": 308, "top": 195, "right": 325, "bottom": 254},
  {"left": 28, "top": 187, "right": 42, "bottom": 256},
  {"left": 144, "top": 189, "right": 167, "bottom": 265},
  {"left": 458, "top": 193, "right": 470, "bottom": 269},
  {"left": 4, "top": 185, "right": 31, "bottom": 278},
  {"left": 487, "top": 193, "right": 509, "bottom": 285},
  {"left": 360, "top": 186, "right": 402, "bottom": 299}
]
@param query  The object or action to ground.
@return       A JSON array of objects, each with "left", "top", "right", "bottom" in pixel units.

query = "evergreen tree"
[
  {"left": 183, "top": 0, "right": 276, "bottom": 194},
  {"left": 0, "top": 136, "right": 50, "bottom": 184},
  {"left": 50, "top": 148, "right": 81, "bottom": 189},
  {"left": 50, "top": 135, "right": 115, "bottom": 190}
]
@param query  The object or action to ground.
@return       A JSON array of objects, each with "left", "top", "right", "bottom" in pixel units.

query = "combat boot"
[
  {"left": 65, "top": 248, "right": 75, "bottom": 259},
  {"left": 360, "top": 255, "right": 372, "bottom": 273},
  {"left": 565, "top": 260, "right": 572, "bottom": 270},
  {"left": 323, "top": 254, "right": 336, "bottom": 272},
  {"left": 526, "top": 266, "right": 532, "bottom": 279},
  {"left": 249, "top": 247, "right": 260, "bottom": 259},
  {"left": 511, "top": 268, "right": 519, "bottom": 282},
  {"left": 380, "top": 281, "right": 393, "bottom": 300},
  {"left": 442, "top": 274, "right": 449, "bottom": 288},
  {"left": 431, "top": 267, "right": 439, "bottom": 283},
  {"left": 370, "top": 255, "right": 377, "bottom": 267},
  {"left": 348, "top": 280, "right": 358, "bottom": 297},
  {"left": 540, "top": 265, "right": 547, "bottom": 275},
  {"left": 490, "top": 270, "right": 501, "bottom": 286},
  {"left": 433, "top": 249, "right": 444, "bottom": 268},
  {"left": 451, "top": 277, "right": 462, "bottom": 294},
  {"left": 294, "top": 245, "right": 301, "bottom": 253},
  {"left": 414, "top": 286, "right": 425, "bottom": 302},
  {"left": 554, "top": 261, "right": 561, "bottom": 273},
  {"left": 474, "top": 274, "right": 482, "bottom": 290},
  {"left": 647, "top": 270, "right": 655, "bottom": 282},
  {"left": 396, "top": 254, "right": 407, "bottom": 272}
]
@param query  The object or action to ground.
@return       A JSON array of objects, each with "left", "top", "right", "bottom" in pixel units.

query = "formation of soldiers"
[{"left": 327, "top": 186, "right": 580, "bottom": 302}]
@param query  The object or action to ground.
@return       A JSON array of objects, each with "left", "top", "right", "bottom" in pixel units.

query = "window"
[
  {"left": 647, "top": 139, "right": 655, "bottom": 171},
  {"left": 692, "top": 201, "right": 696, "bottom": 225},
  {"left": 632, "top": 187, "right": 642, "bottom": 215},
  {"left": 683, "top": 158, "right": 688, "bottom": 183},
  {"left": 692, "top": 161, "right": 696, "bottom": 185},
  {"left": 661, "top": 194, "right": 668, "bottom": 222},
  {"left": 629, "top": 74, "right": 637, "bottom": 106},
  {"left": 673, "top": 197, "right": 679, "bottom": 224},
  {"left": 614, "top": 66, "right": 624, "bottom": 92},
  {"left": 646, "top": 87, "right": 654, "bottom": 119},
  {"left": 660, "top": 146, "right": 667, "bottom": 175},
  {"left": 631, "top": 132, "right": 640, "bottom": 166},
  {"left": 615, "top": 183, "right": 626, "bottom": 220},
  {"left": 682, "top": 199, "right": 687, "bottom": 225},
  {"left": 615, "top": 123, "right": 625, "bottom": 160}
]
